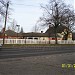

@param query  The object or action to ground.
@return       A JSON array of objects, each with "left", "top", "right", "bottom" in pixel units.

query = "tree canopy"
[
  {"left": 39, "top": 0, "right": 75, "bottom": 31},
  {"left": 38, "top": 0, "right": 75, "bottom": 43}
]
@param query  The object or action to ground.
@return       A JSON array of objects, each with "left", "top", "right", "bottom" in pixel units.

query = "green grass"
[{"left": 2, "top": 44, "right": 75, "bottom": 48}]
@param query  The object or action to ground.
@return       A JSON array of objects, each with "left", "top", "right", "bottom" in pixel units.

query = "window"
[
  {"left": 28, "top": 37, "right": 33, "bottom": 39},
  {"left": 34, "top": 37, "right": 38, "bottom": 40}
]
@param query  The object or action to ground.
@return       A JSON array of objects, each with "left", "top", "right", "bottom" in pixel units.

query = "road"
[
  {"left": 0, "top": 46, "right": 75, "bottom": 75},
  {"left": 0, "top": 46, "right": 75, "bottom": 59}
]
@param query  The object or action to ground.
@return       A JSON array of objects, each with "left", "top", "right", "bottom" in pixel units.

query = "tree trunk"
[
  {"left": 49, "top": 33, "right": 50, "bottom": 44},
  {"left": 54, "top": 28, "right": 58, "bottom": 44}
]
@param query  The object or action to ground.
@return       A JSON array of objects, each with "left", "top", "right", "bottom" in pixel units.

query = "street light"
[{"left": 16, "top": 25, "right": 20, "bottom": 39}]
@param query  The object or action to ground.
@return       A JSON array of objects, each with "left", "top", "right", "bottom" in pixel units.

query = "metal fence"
[{"left": 0, "top": 39, "right": 75, "bottom": 44}]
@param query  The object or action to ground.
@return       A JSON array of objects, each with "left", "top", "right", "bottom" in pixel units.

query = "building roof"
[
  {"left": 5, "top": 30, "right": 22, "bottom": 37},
  {"left": 22, "top": 32, "right": 61, "bottom": 37},
  {"left": 45, "top": 25, "right": 68, "bottom": 34},
  {"left": 0, "top": 30, "right": 61, "bottom": 38},
  {"left": 22, "top": 32, "right": 48, "bottom": 37},
  {"left": 5, "top": 30, "right": 17, "bottom": 36}
]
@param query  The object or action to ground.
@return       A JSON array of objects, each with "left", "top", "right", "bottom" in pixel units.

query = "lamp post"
[
  {"left": 3, "top": 1, "right": 9, "bottom": 45},
  {"left": 16, "top": 25, "right": 20, "bottom": 39}
]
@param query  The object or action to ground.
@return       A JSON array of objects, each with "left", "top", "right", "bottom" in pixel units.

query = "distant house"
[
  {"left": 45, "top": 25, "right": 72, "bottom": 40},
  {"left": 22, "top": 32, "right": 49, "bottom": 40},
  {"left": 0, "top": 30, "right": 22, "bottom": 39},
  {"left": 0, "top": 25, "right": 73, "bottom": 41},
  {"left": 22, "top": 31, "right": 61, "bottom": 41}
]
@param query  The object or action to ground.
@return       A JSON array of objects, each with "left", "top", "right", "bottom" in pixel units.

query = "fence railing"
[{"left": 0, "top": 39, "right": 75, "bottom": 44}]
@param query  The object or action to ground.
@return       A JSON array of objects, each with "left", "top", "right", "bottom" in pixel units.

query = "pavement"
[
  {"left": 0, "top": 52, "right": 75, "bottom": 75},
  {"left": 0, "top": 46, "right": 75, "bottom": 59}
]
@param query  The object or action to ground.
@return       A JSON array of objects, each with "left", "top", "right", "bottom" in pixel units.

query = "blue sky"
[{"left": 10, "top": 0, "right": 74, "bottom": 32}]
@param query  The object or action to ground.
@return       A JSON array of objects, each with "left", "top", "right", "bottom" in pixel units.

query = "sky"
[{"left": 10, "top": 0, "right": 74, "bottom": 33}]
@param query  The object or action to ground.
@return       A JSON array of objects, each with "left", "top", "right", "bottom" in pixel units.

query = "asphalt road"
[
  {"left": 0, "top": 46, "right": 75, "bottom": 75},
  {"left": 0, "top": 46, "right": 75, "bottom": 59}
]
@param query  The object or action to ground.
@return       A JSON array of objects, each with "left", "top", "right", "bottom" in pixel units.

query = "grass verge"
[{"left": 2, "top": 44, "right": 75, "bottom": 48}]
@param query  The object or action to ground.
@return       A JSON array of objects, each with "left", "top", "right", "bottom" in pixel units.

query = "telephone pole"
[{"left": 3, "top": 1, "right": 9, "bottom": 45}]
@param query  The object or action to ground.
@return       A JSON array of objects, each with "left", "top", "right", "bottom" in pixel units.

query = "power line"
[{"left": 13, "top": 3, "right": 42, "bottom": 8}]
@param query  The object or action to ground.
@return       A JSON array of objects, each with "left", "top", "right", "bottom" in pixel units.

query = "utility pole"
[{"left": 3, "top": 1, "right": 9, "bottom": 45}]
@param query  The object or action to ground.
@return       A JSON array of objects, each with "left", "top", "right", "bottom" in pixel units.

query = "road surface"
[
  {"left": 0, "top": 46, "right": 75, "bottom": 59},
  {"left": 0, "top": 46, "right": 75, "bottom": 75}
]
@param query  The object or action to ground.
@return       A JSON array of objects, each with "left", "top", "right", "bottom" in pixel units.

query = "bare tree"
[
  {"left": 10, "top": 19, "right": 17, "bottom": 31},
  {"left": 32, "top": 25, "right": 40, "bottom": 33},
  {"left": 0, "top": 0, "right": 6, "bottom": 16},
  {"left": 32, "top": 21, "right": 41, "bottom": 33},
  {"left": 0, "top": 0, "right": 11, "bottom": 31},
  {"left": 39, "top": 0, "right": 75, "bottom": 44},
  {"left": 0, "top": 0, "right": 11, "bottom": 16}
]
